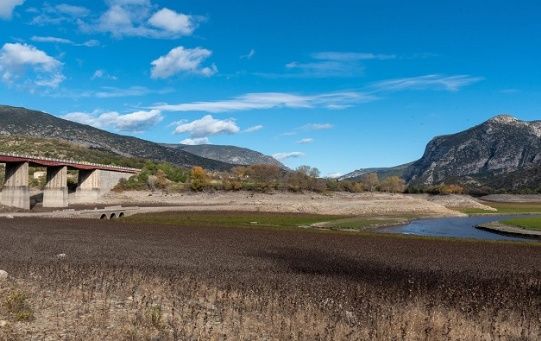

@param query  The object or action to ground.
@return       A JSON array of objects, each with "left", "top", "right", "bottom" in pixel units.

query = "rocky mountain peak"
[
  {"left": 404, "top": 114, "right": 541, "bottom": 191},
  {"left": 486, "top": 114, "right": 519, "bottom": 124}
]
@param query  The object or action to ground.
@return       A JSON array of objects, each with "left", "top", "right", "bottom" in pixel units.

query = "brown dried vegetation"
[{"left": 0, "top": 216, "right": 540, "bottom": 339}]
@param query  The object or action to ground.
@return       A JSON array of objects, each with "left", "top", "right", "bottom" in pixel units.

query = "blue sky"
[{"left": 0, "top": 0, "right": 540, "bottom": 176}]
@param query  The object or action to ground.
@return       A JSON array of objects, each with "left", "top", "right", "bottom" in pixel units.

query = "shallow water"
[{"left": 378, "top": 215, "right": 540, "bottom": 241}]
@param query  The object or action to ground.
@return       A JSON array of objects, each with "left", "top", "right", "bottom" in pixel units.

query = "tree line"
[{"left": 115, "top": 162, "right": 408, "bottom": 193}]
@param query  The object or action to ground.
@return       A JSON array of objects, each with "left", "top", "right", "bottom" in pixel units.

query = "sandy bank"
[{"left": 100, "top": 191, "right": 472, "bottom": 217}]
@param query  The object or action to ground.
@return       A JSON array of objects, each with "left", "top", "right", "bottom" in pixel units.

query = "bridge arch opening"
[
  {"left": 110, "top": 213, "right": 117, "bottom": 219},
  {"left": 100, "top": 214, "right": 107, "bottom": 220},
  {"left": 118, "top": 212, "right": 125, "bottom": 218}
]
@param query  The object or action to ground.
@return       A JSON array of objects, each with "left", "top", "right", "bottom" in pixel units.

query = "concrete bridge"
[{"left": 0, "top": 153, "right": 139, "bottom": 209}]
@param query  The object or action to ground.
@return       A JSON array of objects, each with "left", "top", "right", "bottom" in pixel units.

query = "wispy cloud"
[
  {"left": 92, "top": 86, "right": 172, "bottom": 98},
  {"left": 371, "top": 74, "right": 483, "bottom": 92},
  {"left": 263, "top": 51, "right": 395, "bottom": 78},
  {"left": 50, "top": 86, "right": 173, "bottom": 99},
  {"left": 302, "top": 123, "right": 333, "bottom": 130},
  {"left": 297, "top": 138, "right": 314, "bottom": 144},
  {"left": 31, "top": 36, "right": 100, "bottom": 47},
  {"left": 30, "top": 3, "right": 90, "bottom": 25},
  {"left": 243, "top": 125, "right": 263, "bottom": 133},
  {"left": 311, "top": 52, "right": 396, "bottom": 61},
  {"left": 152, "top": 91, "right": 375, "bottom": 113},
  {"left": 273, "top": 152, "right": 305, "bottom": 161},
  {"left": 240, "top": 49, "right": 255, "bottom": 60},
  {"left": 91, "top": 69, "right": 117, "bottom": 80}
]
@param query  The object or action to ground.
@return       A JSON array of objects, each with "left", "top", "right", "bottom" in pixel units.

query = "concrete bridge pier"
[
  {"left": 1, "top": 162, "right": 30, "bottom": 210},
  {"left": 75, "top": 169, "right": 101, "bottom": 203},
  {"left": 43, "top": 166, "right": 68, "bottom": 208}
]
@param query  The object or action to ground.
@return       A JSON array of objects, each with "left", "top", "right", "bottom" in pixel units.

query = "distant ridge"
[
  {"left": 162, "top": 144, "right": 285, "bottom": 167},
  {"left": 339, "top": 163, "right": 412, "bottom": 181},
  {"left": 342, "top": 115, "right": 541, "bottom": 192},
  {"left": 0, "top": 105, "right": 234, "bottom": 170}
]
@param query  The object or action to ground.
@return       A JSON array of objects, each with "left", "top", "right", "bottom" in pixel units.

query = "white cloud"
[
  {"left": 31, "top": 36, "right": 73, "bottom": 44},
  {"left": 31, "top": 3, "right": 90, "bottom": 25},
  {"left": 90, "top": 1, "right": 199, "bottom": 39},
  {"left": 62, "top": 109, "right": 162, "bottom": 132},
  {"left": 272, "top": 152, "right": 305, "bottom": 161},
  {"left": 325, "top": 172, "right": 343, "bottom": 178},
  {"left": 312, "top": 52, "right": 396, "bottom": 61},
  {"left": 303, "top": 123, "right": 333, "bottom": 130},
  {"left": 174, "top": 115, "right": 240, "bottom": 138},
  {"left": 151, "top": 46, "right": 217, "bottom": 79},
  {"left": 372, "top": 74, "right": 483, "bottom": 92},
  {"left": 297, "top": 138, "right": 314, "bottom": 144},
  {"left": 80, "top": 39, "right": 100, "bottom": 47},
  {"left": 241, "top": 49, "right": 255, "bottom": 60},
  {"left": 277, "top": 51, "right": 395, "bottom": 78},
  {"left": 153, "top": 91, "right": 373, "bottom": 113},
  {"left": 94, "top": 86, "right": 171, "bottom": 98},
  {"left": 92, "top": 69, "right": 118, "bottom": 80},
  {"left": 0, "top": 0, "right": 24, "bottom": 20},
  {"left": 148, "top": 8, "right": 194, "bottom": 35},
  {"left": 31, "top": 35, "right": 100, "bottom": 47},
  {"left": 181, "top": 137, "right": 209, "bottom": 145},
  {"left": 48, "top": 86, "right": 173, "bottom": 99},
  {"left": 0, "top": 43, "right": 64, "bottom": 88},
  {"left": 243, "top": 125, "right": 263, "bottom": 133},
  {"left": 55, "top": 4, "right": 89, "bottom": 16}
]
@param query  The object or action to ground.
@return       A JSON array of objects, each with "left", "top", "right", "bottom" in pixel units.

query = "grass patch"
[
  {"left": 502, "top": 216, "right": 541, "bottom": 231},
  {"left": 484, "top": 201, "right": 541, "bottom": 213},
  {"left": 123, "top": 211, "right": 347, "bottom": 230},
  {"left": 457, "top": 201, "right": 541, "bottom": 215},
  {"left": 457, "top": 208, "right": 496, "bottom": 215},
  {"left": 123, "top": 211, "right": 418, "bottom": 232},
  {"left": 314, "top": 217, "right": 409, "bottom": 230}
]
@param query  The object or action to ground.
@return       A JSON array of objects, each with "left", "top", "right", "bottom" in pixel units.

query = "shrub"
[
  {"left": 379, "top": 176, "right": 406, "bottom": 193},
  {"left": 4, "top": 290, "right": 33, "bottom": 322},
  {"left": 190, "top": 166, "right": 210, "bottom": 191},
  {"left": 439, "top": 184, "right": 465, "bottom": 195}
]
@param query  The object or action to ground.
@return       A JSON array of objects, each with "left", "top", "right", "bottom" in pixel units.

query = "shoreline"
[{"left": 476, "top": 222, "right": 541, "bottom": 240}]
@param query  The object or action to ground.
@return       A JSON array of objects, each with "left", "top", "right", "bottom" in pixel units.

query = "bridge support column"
[
  {"left": 75, "top": 169, "right": 101, "bottom": 203},
  {"left": 1, "top": 162, "right": 30, "bottom": 210},
  {"left": 43, "top": 166, "right": 68, "bottom": 208}
]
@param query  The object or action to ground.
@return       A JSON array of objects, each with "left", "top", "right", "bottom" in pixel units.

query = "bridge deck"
[{"left": 0, "top": 153, "right": 140, "bottom": 174}]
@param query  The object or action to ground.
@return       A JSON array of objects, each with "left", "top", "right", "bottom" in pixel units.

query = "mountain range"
[
  {"left": 342, "top": 115, "right": 541, "bottom": 192},
  {"left": 0, "top": 105, "right": 282, "bottom": 170},
  {"left": 0, "top": 105, "right": 539, "bottom": 192}
]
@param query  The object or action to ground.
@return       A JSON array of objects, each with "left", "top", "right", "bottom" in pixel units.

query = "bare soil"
[
  {"left": 0, "top": 217, "right": 540, "bottom": 339},
  {"left": 102, "top": 191, "right": 472, "bottom": 217}
]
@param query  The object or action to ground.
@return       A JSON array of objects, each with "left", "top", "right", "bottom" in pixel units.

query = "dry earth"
[
  {"left": 0, "top": 218, "right": 540, "bottom": 339},
  {"left": 101, "top": 191, "right": 478, "bottom": 217}
]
